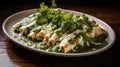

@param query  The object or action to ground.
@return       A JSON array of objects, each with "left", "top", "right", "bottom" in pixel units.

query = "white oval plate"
[{"left": 2, "top": 9, "right": 116, "bottom": 57}]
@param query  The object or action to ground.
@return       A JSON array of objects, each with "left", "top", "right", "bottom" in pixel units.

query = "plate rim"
[{"left": 2, "top": 8, "right": 116, "bottom": 57}]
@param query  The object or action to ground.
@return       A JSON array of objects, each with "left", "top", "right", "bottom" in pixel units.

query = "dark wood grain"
[{"left": 0, "top": 2, "right": 120, "bottom": 67}]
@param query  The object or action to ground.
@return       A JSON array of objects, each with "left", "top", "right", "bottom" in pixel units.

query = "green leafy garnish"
[
  {"left": 51, "top": 0, "right": 57, "bottom": 8},
  {"left": 12, "top": 0, "right": 108, "bottom": 53}
]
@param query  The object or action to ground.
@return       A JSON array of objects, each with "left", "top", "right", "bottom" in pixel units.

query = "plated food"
[
  {"left": 11, "top": 2, "right": 108, "bottom": 53},
  {"left": 3, "top": 0, "right": 115, "bottom": 57}
]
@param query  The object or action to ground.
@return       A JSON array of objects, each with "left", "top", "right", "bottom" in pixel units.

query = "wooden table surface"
[{"left": 0, "top": 2, "right": 120, "bottom": 67}]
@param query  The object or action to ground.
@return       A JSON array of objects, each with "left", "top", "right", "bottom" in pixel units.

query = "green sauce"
[{"left": 11, "top": 1, "right": 108, "bottom": 53}]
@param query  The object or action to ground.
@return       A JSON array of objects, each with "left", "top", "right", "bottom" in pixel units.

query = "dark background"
[
  {"left": 0, "top": 0, "right": 120, "bottom": 4},
  {"left": 0, "top": 0, "right": 120, "bottom": 6},
  {"left": 0, "top": 0, "right": 120, "bottom": 67}
]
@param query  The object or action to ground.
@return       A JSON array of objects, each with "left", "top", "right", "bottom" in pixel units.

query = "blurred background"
[
  {"left": 0, "top": 0, "right": 120, "bottom": 6},
  {"left": 0, "top": 0, "right": 120, "bottom": 67}
]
